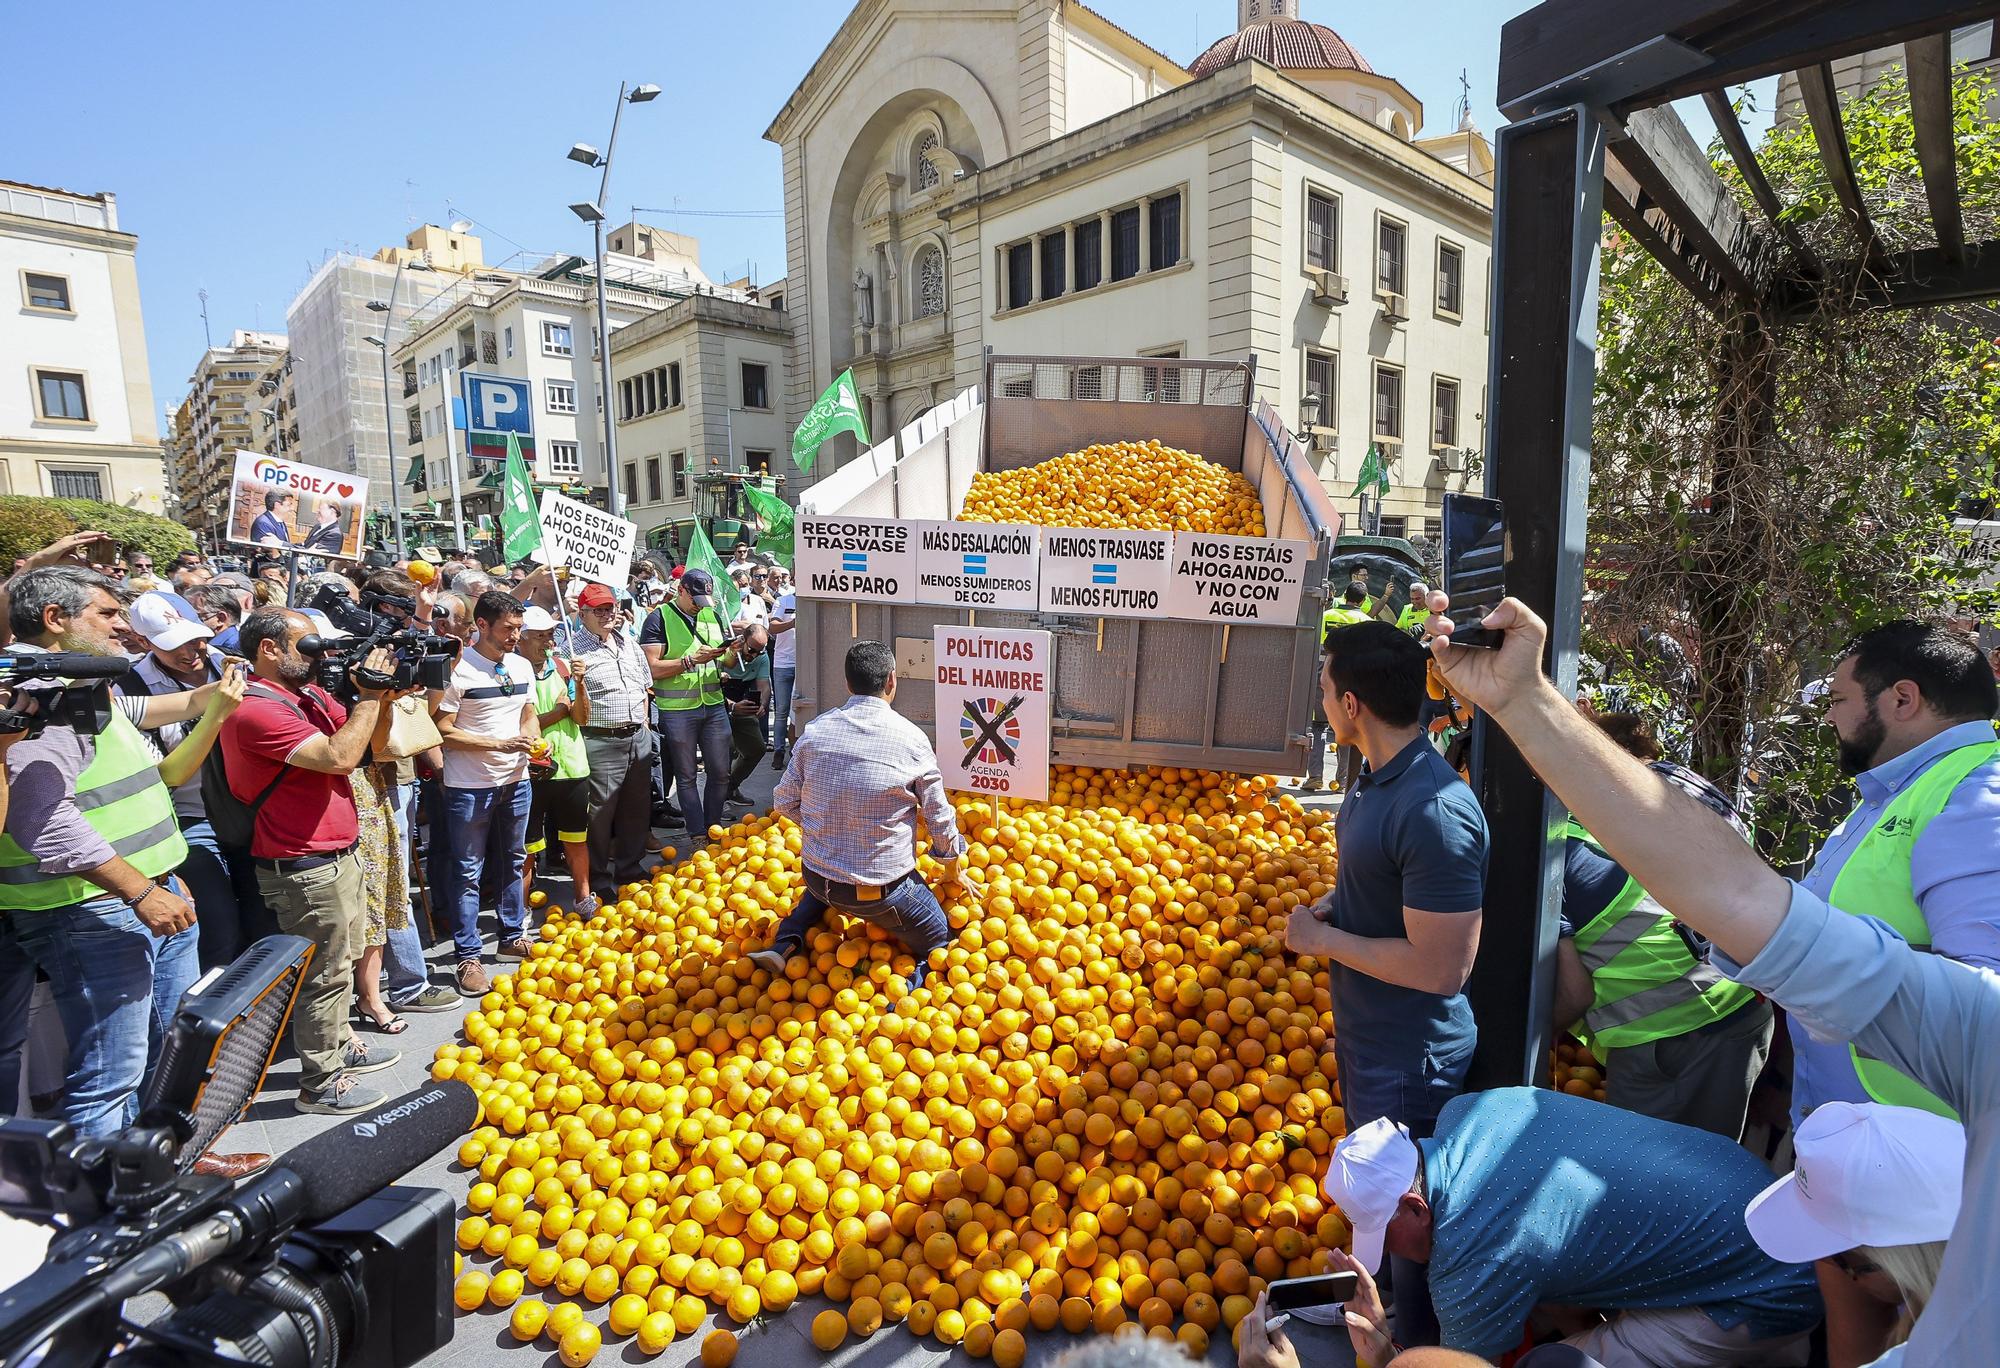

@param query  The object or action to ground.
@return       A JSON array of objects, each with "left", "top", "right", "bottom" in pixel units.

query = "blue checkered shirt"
[{"left": 773, "top": 694, "right": 966, "bottom": 886}]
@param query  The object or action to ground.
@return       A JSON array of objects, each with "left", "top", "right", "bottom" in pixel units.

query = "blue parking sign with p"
[{"left": 462, "top": 372, "right": 534, "bottom": 461}]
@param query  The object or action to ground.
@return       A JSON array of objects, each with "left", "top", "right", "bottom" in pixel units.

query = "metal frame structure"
[{"left": 1474, "top": 0, "right": 2000, "bottom": 1088}]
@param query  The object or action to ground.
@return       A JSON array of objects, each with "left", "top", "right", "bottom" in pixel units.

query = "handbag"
[{"left": 380, "top": 693, "right": 442, "bottom": 759}]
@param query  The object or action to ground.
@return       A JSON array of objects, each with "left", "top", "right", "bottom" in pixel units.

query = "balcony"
[
  {"left": 402, "top": 374, "right": 418, "bottom": 398},
  {"left": 458, "top": 349, "right": 476, "bottom": 370}
]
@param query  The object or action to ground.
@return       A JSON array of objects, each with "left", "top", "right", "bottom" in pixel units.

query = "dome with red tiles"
[{"left": 1189, "top": 18, "right": 1373, "bottom": 78}]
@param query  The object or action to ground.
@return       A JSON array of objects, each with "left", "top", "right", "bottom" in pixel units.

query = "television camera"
[
  {"left": 302, "top": 585, "right": 460, "bottom": 701},
  {"left": 0, "top": 937, "right": 474, "bottom": 1367},
  {"left": 0, "top": 651, "right": 134, "bottom": 738}
]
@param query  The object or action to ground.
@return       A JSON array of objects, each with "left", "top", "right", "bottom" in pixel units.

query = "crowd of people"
[
  {"left": 0, "top": 531, "right": 797, "bottom": 1161},
  {"left": 1, "top": 520, "right": 1996, "bottom": 1368}
]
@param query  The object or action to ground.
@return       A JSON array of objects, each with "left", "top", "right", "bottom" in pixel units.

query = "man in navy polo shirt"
[{"left": 1286, "top": 619, "right": 1487, "bottom": 1347}]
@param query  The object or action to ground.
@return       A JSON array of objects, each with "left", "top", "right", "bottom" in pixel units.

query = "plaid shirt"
[
  {"left": 774, "top": 694, "right": 966, "bottom": 886},
  {"left": 555, "top": 622, "right": 653, "bottom": 727}
]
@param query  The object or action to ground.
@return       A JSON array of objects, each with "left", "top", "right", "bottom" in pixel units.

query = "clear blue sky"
[{"left": 3, "top": 0, "right": 1755, "bottom": 416}]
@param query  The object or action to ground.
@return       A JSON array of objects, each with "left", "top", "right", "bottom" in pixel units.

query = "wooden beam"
[
  {"left": 1770, "top": 242, "right": 2000, "bottom": 318},
  {"left": 1607, "top": 105, "right": 1773, "bottom": 298},
  {"left": 1701, "top": 88, "right": 1786, "bottom": 224},
  {"left": 1604, "top": 186, "right": 1728, "bottom": 313},
  {"left": 1796, "top": 62, "right": 1885, "bottom": 266},
  {"left": 1498, "top": 0, "right": 2000, "bottom": 117},
  {"left": 1906, "top": 34, "right": 1966, "bottom": 265}
]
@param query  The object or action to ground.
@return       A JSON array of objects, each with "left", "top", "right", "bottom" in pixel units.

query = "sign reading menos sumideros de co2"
[{"left": 913, "top": 520, "right": 1041, "bottom": 611}]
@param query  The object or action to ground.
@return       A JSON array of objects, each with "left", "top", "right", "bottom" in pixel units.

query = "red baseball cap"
[
  {"left": 670, "top": 565, "right": 686, "bottom": 579},
  {"left": 577, "top": 582, "right": 617, "bottom": 608}
]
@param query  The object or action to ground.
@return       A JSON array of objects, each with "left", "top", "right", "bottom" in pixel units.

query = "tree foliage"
[
  {"left": 0, "top": 497, "right": 196, "bottom": 568},
  {"left": 1589, "top": 69, "right": 2000, "bottom": 865}
]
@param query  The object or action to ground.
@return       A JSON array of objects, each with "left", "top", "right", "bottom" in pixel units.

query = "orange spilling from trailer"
[{"left": 438, "top": 766, "right": 1350, "bottom": 1358}]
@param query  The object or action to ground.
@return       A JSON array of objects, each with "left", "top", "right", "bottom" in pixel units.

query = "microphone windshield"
[
  {"left": 0, "top": 652, "right": 133, "bottom": 682},
  {"left": 278, "top": 1082, "right": 477, "bottom": 1224}
]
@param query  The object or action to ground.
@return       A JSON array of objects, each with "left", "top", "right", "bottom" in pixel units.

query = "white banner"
[
  {"left": 934, "top": 626, "right": 1051, "bottom": 802},
  {"left": 1038, "top": 528, "right": 1173, "bottom": 618},
  {"left": 225, "top": 452, "right": 370, "bottom": 561},
  {"left": 536, "top": 490, "right": 637, "bottom": 587},
  {"left": 1165, "top": 533, "right": 1311, "bottom": 624},
  {"left": 795, "top": 515, "right": 918, "bottom": 603},
  {"left": 913, "top": 520, "right": 1040, "bottom": 611}
]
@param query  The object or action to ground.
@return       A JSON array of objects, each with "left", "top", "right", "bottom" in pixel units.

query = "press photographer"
[
  {"left": 0, "top": 567, "right": 217, "bottom": 1141},
  {"left": 220, "top": 607, "right": 407, "bottom": 1117}
]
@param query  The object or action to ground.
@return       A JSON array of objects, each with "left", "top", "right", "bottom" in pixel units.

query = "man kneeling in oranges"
[{"left": 752, "top": 640, "right": 963, "bottom": 986}]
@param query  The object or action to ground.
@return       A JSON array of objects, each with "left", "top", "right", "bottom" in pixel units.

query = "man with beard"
[{"left": 1801, "top": 620, "right": 1997, "bottom": 1367}]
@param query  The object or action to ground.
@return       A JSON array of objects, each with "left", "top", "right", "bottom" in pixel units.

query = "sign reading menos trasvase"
[
  {"left": 796, "top": 515, "right": 918, "bottom": 604},
  {"left": 1165, "top": 533, "right": 1311, "bottom": 624},
  {"left": 1038, "top": 529, "right": 1174, "bottom": 618},
  {"left": 913, "top": 520, "right": 1040, "bottom": 611}
]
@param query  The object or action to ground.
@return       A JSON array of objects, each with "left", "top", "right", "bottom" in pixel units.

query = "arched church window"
[
  {"left": 915, "top": 245, "right": 946, "bottom": 318},
  {"left": 914, "top": 131, "right": 941, "bottom": 191}
]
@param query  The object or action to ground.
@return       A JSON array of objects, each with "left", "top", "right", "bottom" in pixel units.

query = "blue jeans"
[
  {"left": 772, "top": 666, "right": 796, "bottom": 756},
  {"left": 383, "top": 780, "right": 432, "bottom": 1004},
  {"left": 1305, "top": 708, "right": 1332, "bottom": 783},
  {"left": 772, "top": 872, "right": 951, "bottom": 987},
  {"left": 661, "top": 703, "right": 732, "bottom": 842},
  {"left": 1335, "top": 1037, "right": 1471, "bottom": 1349},
  {"left": 0, "top": 880, "right": 200, "bottom": 1138},
  {"left": 443, "top": 782, "right": 531, "bottom": 961}
]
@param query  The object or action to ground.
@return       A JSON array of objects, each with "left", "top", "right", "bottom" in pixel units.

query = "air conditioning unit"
[
  {"left": 1435, "top": 447, "right": 1464, "bottom": 472},
  {"left": 1378, "top": 291, "right": 1408, "bottom": 322},
  {"left": 1306, "top": 268, "right": 1348, "bottom": 305}
]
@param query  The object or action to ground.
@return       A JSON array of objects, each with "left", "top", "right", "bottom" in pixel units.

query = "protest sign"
[
  {"left": 1037, "top": 528, "right": 1173, "bottom": 618},
  {"left": 934, "top": 626, "right": 1051, "bottom": 802},
  {"left": 913, "top": 520, "right": 1040, "bottom": 611},
  {"left": 225, "top": 452, "right": 369, "bottom": 560},
  {"left": 1164, "top": 533, "right": 1311, "bottom": 624},
  {"left": 536, "top": 490, "right": 637, "bottom": 587},
  {"left": 795, "top": 515, "right": 917, "bottom": 604}
]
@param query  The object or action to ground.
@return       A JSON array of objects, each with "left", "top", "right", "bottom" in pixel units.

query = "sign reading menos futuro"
[
  {"left": 796, "top": 515, "right": 918, "bottom": 603},
  {"left": 1038, "top": 529, "right": 1173, "bottom": 618},
  {"left": 913, "top": 520, "right": 1040, "bottom": 611},
  {"left": 1165, "top": 533, "right": 1311, "bottom": 624}
]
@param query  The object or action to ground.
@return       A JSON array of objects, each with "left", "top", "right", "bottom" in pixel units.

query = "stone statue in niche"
[{"left": 853, "top": 269, "right": 874, "bottom": 327}]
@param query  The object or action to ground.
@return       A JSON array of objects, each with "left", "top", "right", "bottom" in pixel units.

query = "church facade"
[{"left": 767, "top": 0, "right": 1494, "bottom": 533}]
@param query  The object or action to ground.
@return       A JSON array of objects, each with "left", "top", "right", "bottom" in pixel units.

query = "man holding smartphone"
[
  {"left": 1284, "top": 619, "right": 1487, "bottom": 1347},
  {"left": 642, "top": 569, "right": 743, "bottom": 847}
]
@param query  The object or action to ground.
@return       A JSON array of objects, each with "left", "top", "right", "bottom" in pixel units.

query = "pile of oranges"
[
  {"left": 438, "top": 766, "right": 1349, "bottom": 1361},
  {"left": 959, "top": 440, "right": 1267, "bottom": 535},
  {"left": 1553, "top": 1036, "right": 1610, "bottom": 1102}
]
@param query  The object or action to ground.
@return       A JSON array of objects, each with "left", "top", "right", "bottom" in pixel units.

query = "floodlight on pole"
[
  {"left": 363, "top": 335, "right": 385, "bottom": 348},
  {"left": 569, "top": 78, "right": 658, "bottom": 519},
  {"left": 366, "top": 299, "right": 390, "bottom": 313}
]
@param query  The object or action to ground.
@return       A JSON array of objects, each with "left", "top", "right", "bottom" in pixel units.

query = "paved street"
[{"left": 234, "top": 757, "right": 1353, "bottom": 1367}]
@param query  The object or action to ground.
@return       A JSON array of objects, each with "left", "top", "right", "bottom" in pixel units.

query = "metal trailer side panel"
[{"left": 793, "top": 353, "right": 1334, "bottom": 776}]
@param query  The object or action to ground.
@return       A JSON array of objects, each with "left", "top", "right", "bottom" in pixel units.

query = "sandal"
[{"left": 358, "top": 1006, "right": 409, "bottom": 1035}]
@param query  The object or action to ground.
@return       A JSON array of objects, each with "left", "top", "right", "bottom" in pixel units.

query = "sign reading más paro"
[{"left": 796, "top": 516, "right": 918, "bottom": 604}]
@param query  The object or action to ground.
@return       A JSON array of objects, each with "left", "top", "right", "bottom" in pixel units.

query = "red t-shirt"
[{"left": 220, "top": 682, "right": 358, "bottom": 859}]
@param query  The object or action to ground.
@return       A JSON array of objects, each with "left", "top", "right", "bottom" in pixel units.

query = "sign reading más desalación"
[
  {"left": 796, "top": 515, "right": 918, "bottom": 604},
  {"left": 1164, "top": 533, "right": 1311, "bottom": 624},
  {"left": 933, "top": 626, "right": 1051, "bottom": 802},
  {"left": 913, "top": 520, "right": 1040, "bottom": 611},
  {"left": 1037, "top": 529, "right": 1173, "bottom": 618}
]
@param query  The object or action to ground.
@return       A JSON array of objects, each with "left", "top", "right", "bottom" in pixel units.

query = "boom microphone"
[
  {"left": 101, "top": 1082, "right": 477, "bottom": 1299},
  {"left": 0, "top": 652, "right": 133, "bottom": 681}
]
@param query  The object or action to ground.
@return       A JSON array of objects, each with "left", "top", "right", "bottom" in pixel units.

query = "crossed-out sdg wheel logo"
[{"left": 961, "top": 695, "right": 1025, "bottom": 767}]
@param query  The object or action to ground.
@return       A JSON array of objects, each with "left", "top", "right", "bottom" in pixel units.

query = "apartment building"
[{"left": 170, "top": 331, "right": 287, "bottom": 544}]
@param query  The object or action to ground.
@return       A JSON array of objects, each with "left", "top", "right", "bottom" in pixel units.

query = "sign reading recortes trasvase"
[
  {"left": 1037, "top": 529, "right": 1174, "bottom": 618},
  {"left": 796, "top": 515, "right": 918, "bottom": 604},
  {"left": 1164, "top": 534, "right": 1311, "bottom": 623},
  {"left": 913, "top": 521, "right": 1040, "bottom": 611}
]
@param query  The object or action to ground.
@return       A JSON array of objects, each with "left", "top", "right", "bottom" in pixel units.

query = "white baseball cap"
[
  {"left": 520, "top": 605, "right": 558, "bottom": 632},
  {"left": 1745, "top": 1102, "right": 1965, "bottom": 1263},
  {"left": 1322, "top": 1117, "right": 1421, "bottom": 1275},
  {"left": 128, "top": 591, "right": 212, "bottom": 651}
]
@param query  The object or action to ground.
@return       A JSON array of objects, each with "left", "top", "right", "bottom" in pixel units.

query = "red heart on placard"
[{"left": 336, "top": 484, "right": 354, "bottom": 498}]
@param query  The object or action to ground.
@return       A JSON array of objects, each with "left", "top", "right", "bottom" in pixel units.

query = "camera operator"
[
  {"left": 221, "top": 607, "right": 404, "bottom": 1116},
  {"left": 0, "top": 567, "right": 205, "bottom": 1139}
]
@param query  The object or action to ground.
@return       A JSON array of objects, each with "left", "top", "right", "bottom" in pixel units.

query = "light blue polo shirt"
[{"left": 1793, "top": 720, "right": 2000, "bottom": 1120}]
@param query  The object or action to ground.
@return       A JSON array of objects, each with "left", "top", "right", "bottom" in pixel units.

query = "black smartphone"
[
  {"left": 1265, "top": 1271, "right": 1359, "bottom": 1312},
  {"left": 1441, "top": 493, "right": 1506, "bottom": 650}
]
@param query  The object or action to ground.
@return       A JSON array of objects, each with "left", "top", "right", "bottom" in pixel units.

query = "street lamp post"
[
  {"left": 569, "top": 80, "right": 659, "bottom": 519},
  {"left": 367, "top": 260, "right": 437, "bottom": 559}
]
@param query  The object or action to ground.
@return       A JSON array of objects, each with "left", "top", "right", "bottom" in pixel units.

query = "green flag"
[
  {"left": 791, "top": 369, "right": 869, "bottom": 473},
  {"left": 685, "top": 521, "right": 743, "bottom": 623},
  {"left": 741, "top": 481, "right": 794, "bottom": 560},
  {"left": 499, "top": 433, "right": 543, "bottom": 564},
  {"left": 1352, "top": 443, "right": 1390, "bottom": 499}
]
